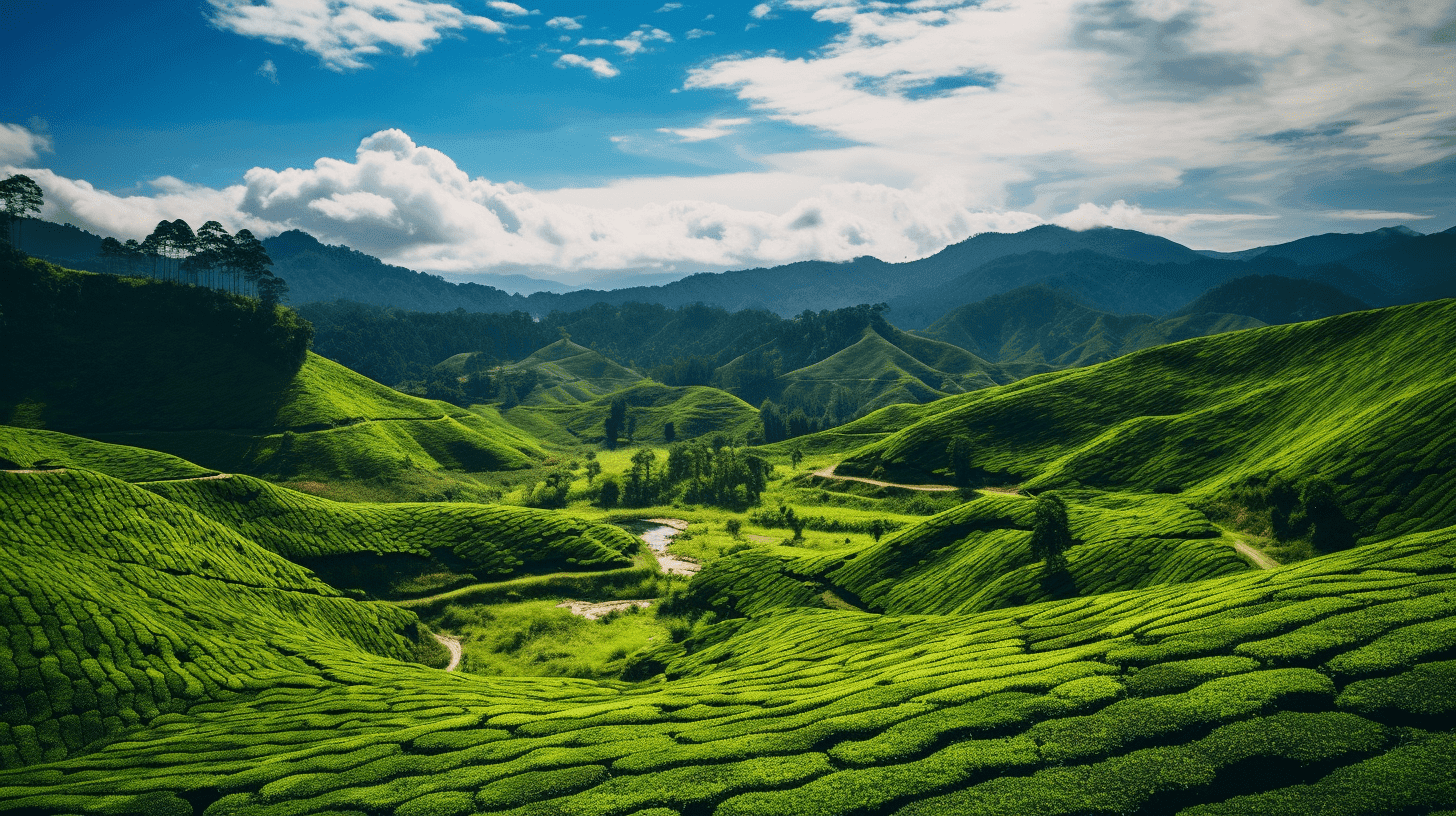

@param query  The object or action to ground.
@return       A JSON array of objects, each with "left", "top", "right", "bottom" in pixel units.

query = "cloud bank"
[{"left": 205, "top": 0, "right": 505, "bottom": 70}]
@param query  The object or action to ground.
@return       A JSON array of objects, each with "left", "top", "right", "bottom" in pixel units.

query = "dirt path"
[
  {"left": 1, "top": 468, "right": 67, "bottom": 474},
  {"left": 640, "top": 519, "right": 700, "bottom": 576},
  {"left": 139, "top": 472, "right": 233, "bottom": 483},
  {"left": 810, "top": 464, "right": 958, "bottom": 493},
  {"left": 557, "top": 599, "right": 653, "bottom": 620},
  {"left": 433, "top": 633, "right": 462, "bottom": 672},
  {"left": 1230, "top": 536, "right": 1281, "bottom": 570}
]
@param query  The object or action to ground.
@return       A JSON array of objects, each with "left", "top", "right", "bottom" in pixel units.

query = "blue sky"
[{"left": 3, "top": 0, "right": 1454, "bottom": 285}]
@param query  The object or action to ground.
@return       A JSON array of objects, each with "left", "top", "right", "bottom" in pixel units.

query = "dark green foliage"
[
  {"left": 1030, "top": 492, "right": 1073, "bottom": 571},
  {"left": 605, "top": 397, "right": 627, "bottom": 449}
]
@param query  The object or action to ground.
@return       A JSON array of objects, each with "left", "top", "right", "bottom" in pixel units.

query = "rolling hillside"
[
  {"left": 0, "top": 252, "right": 543, "bottom": 480},
  {"left": 837, "top": 299, "right": 1456, "bottom": 542},
  {"left": 918, "top": 286, "right": 1265, "bottom": 367},
  {"left": 505, "top": 380, "right": 761, "bottom": 445},
  {"left": 4, "top": 482, "right": 1455, "bottom": 814},
  {"left": 505, "top": 339, "right": 647, "bottom": 406},
  {"left": 689, "top": 491, "right": 1249, "bottom": 619}
]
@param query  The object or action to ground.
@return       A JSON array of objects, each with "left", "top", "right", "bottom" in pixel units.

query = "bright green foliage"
[
  {"left": 506, "top": 339, "right": 647, "bottom": 406},
  {"left": 695, "top": 491, "right": 1245, "bottom": 618},
  {"left": 839, "top": 300, "right": 1456, "bottom": 541},
  {"left": 0, "top": 469, "right": 434, "bottom": 771},
  {"left": 508, "top": 380, "right": 760, "bottom": 446},
  {"left": 141, "top": 473, "right": 637, "bottom": 577},
  {"left": 2, "top": 512, "right": 1456, "bottom": 813},
  {"left": 0, "top": 425, "right": 214, "bottom": 481}
]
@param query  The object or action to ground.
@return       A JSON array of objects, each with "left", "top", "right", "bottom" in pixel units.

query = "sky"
[{"left": 2, "top": 0, "right": 1454, "bottom": 286}]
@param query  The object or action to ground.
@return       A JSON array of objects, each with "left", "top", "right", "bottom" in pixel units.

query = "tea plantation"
[
  {"left": 2, "top": 487, "right": 1454, "bottom": 813},
  {"left": 836, "top": 299, "right": 1456, "bottom": 542}
]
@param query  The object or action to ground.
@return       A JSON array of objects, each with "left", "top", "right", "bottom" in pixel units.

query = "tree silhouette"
[
  {"left": 948, "top": 436, "right": 973, "bottom": 486},
  {"left": 605, "top": 397, "right": 627, "bottom": 449},
  {"left": 0, "top": 174, "right": 43, "bottom": 248},
  {"left": 663, "top": 421, "right": 676, "bottom": 443},
  {"left": 1030, "top": 492, "right": 1073, "bottom": 573}
]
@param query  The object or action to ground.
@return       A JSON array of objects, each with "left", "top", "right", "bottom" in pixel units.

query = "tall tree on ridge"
[{"left": 0, "top": 174, "right": 43, "bottom": 248}]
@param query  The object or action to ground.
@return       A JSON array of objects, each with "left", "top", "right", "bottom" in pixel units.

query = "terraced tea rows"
[
  {"left": 690, "top": 491, "right": 1249, "bottom": 618},
  {"left": 2, "top": 515, "right": 1454, "bottom": 814},
  {"left": 142, "top": 474, "right": 638, "bottom": 576},
  {"left": 835, "top": 300, "right": 1456, "bottom": 541}
]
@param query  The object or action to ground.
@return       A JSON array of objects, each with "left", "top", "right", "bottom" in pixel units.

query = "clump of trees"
[
  {"left": 1212, "top": 473, "right": 1357, "bottom": 553},
  {"left": 99, "top": 219, "right": 286, "bottom": 306},
  {"left": 594, "top": 442, "right": 773, "bottom": 509}
]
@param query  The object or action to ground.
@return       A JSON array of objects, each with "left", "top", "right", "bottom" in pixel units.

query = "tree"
[
  {"left": 0, "top": 174, "right": 43, "bottom": 248},
  {"left": 598, "top": 478, "right": 620, "bottom": 508},
  {"left": 230, "top": 229, "right": 272, "bottom": 297},
  {"left": 1030, "top": 492, "right": 1073, "bottom": 572},
  {"left": 726, "top": 518, "right": 743, "bottom": 539},
  {"left": 781, "top": 505, "right": 806, "bottom": 542},
  {"left": 790, "top": 446, "right": 804, "bottom": 469},
  {"left": 257, "top": 273, "right": 289, "bottom": 308},
  {"left": 604, "top": 397, "right": 627, "bottom": 449},
  {"left": 185, "top": 220, "right": 234, "bottom": 290},
  {"left": 760, "top": 399, "right": 786, "bottom": 444},
  {"left": 948, "top": 436, "right": 973, "bottom": 486},
  {"left": 1300, "top": 477, "right": 1357, "bottom": 552},
  {"left": 869, "top": 518, "right": 889, "bottom": 543},
  {"left": 584, "top": 460, "right": 602, "bottom": 486},
  {"left": 663, "top": 421, "right": 676, "bottom": 443}
]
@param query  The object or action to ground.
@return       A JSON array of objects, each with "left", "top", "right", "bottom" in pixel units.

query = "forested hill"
[{"left": 18, "top": 216, "right": 1454, "bottom": 322}]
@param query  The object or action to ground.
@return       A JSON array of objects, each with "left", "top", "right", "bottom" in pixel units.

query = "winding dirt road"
[
  {"left": 641, "top": 520, "right": 700, "bottom": 576},
  {"left": 433, "top": 633, "right": 462, "bottom": 672}
]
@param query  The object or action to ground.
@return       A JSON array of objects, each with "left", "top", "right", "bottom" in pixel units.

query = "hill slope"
[
  {"left": 1171, "top": 274, "right": 1371, "bottom": 324},
  {"left": 839, "top": 299, "right": 1456, "bottom": 542},
  {"left": 0, "top": 252, "right": 543, "bottom": 480},
  {"left": 919, "top": 286, "right": 1265, "bottom": 367},
  {"left": 4, "top": 498, "right": 1455, "bottom": 813}
]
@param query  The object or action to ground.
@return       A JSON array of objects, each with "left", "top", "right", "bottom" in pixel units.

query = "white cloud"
[
  {"left": 205, "top": 0, "right": 504, "bottom": 70},
  {"left": 686, "top": 28, "right": 714, "bottom": 38},
  {"left": 555, "top": 53, "right": 620, "bottom": 78},
  {"left": 545, "top": 16, "right": 582, "bottom": 29},
  {"left": 1052, "top": 201, "right": 1279, "bottom": 233},
  {"left": 658, "top": 117, "right": 753, "bottom": 142},
  {"left": 678, "top": 0, "right": 1456, "bottom": 248},
  {"left": 16, "top": 127, "right": 1290, "bottom": 283},
  {"left": 0, "top": 123, "right": 53, "bottom": 165},
  {"left": 656, "top": 2, "right": 683, "bottom": 11},
  {"left": 486, "top": 1, "right": 534, "bottom": 15},
  {"left": 1324, "top": 210, "right": 1434, "bottom": 221},
  {"left": 257, "top": 59, "right": 279, "bottom": 83},
  {"left": 750, "top": 4, "right": 773, "bottom": 19},
  {"left": 579, "top": 27, "right": 673, "bottom": 55}
]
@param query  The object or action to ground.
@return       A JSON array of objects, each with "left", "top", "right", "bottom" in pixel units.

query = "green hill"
[
  {"left": 0, "top": 253, "right": 543, "bottom": 480},
  {"left": 839, "top": 299, "right": 1456, "bottom": 543},
  {"left": 506, "top": 380, "right": 761, "bottom": 445},
  {"left": 688, "top": 491, "right": 1249, "bottom": 619},
  {"left": 919, "top": 286, "right": 1265, "bottom": 367},
  {"left": 3, "top": 489, "right": 1455, "bottom": 813},
  {"left": 506, "top": 338, "right": 647, "bottom": 406}
]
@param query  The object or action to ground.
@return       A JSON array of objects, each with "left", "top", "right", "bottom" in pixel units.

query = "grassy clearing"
[{"left": 432, "top": 600, "right": 677, "bottom": 679}]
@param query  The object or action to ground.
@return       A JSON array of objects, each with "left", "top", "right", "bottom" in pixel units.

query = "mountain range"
[{"left": 17, "top": 217, "right": 1454, "bottom": 325}]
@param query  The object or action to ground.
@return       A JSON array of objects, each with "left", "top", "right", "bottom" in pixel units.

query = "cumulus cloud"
[
  {"left": 686, "top": 28, "right": 714, "bottom": 38},
  {"left": 205, "top": 0, "right": 504, "bottom": 70},
  {"left": 554, "top": 53, "right": 620, "bottom": 78},
  {"left": 656, "top": 2, "right": 683, "bottom": 11},
  {"left": 0, "top": 123, "right": 53, "bottom": 165},
  {"left": 545, "top": 16, "right": 582, "bottom": 29},
  {"left": 486, "top": 1, "right": 534, "bottom": 15},
  {"left": 658, "top": 117, "right": 752, "bottom": 142},
  {"left": 750, "top": 4, "right": 773, "bottom": 19},
  {"left": 17, "top": 128, "right": 1297, "bottom": 284},
  {"left": 579, "top": 27, "right": 673, "bottom": 55}
]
